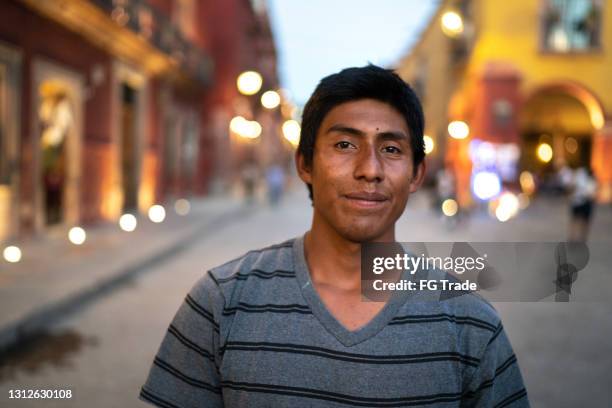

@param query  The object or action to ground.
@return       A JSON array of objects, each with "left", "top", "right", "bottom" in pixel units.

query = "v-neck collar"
[{"left": 293, "top": 234, "right": 411, "bottom": 347}]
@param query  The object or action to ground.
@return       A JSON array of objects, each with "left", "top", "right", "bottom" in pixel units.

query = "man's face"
[{"left": 297, "top": 98, "right": 425, "bottom": 242}]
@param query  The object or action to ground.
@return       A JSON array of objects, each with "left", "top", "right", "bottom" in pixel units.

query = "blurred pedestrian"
[
  {"left": 568, "top": 167, "right": 597, "bottom": 242},
  {"left": 435, "top": 167, "right": 462, "bottom": 229},
  {"left": 435, "top": 168, "right": 455, "bottom": 209},
  {"left": 265, "top": 163, "right": 285, "bottom": 205},
  {"left": 240, "top": 161, "right": 259, "bottom": 204},
  {"left": 437, "top": 168, "right": 455, "bottom": 201},
  {"left": 557, "top": 164, "right": 574, "bottom": 194}
]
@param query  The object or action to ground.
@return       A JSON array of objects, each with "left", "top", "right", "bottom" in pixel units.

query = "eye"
[
  {"left": 382, "top": 145, "right": 402, "bottom": 154},
  {"left": 335, "top": 141, "right": 355, "bottom": 149}
]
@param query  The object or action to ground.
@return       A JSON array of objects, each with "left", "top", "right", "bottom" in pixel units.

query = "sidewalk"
[{"left": 0, "top": 194, "right": 251, "bottom": 352}]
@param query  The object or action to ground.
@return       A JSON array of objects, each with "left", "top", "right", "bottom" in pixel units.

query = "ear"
[
  {"left": 295, "top": 149, "right": 313, "bottom": 185},
  {"left": 408, "top": 160, "right": 426, "bottom": 193}
]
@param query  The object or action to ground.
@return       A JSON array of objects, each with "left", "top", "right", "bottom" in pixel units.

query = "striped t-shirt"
[{"left": 140, "top": 235, "right": 529, "bottom": 407}]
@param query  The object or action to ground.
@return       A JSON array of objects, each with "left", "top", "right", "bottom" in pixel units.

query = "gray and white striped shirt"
[{"left": 140, "top": 235, "right": 528, "bottom": 407}]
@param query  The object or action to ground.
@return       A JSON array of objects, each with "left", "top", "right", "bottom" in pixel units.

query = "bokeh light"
[
  {"left": 3, "top": 245, "right": 22, "bottom": 263},
  {"left": 68, "top": 226, "right": 87, "bottom": 245},
  {"left": 175, "top": 199, "right": 191, "bottom": 216},
  {"left": 565, "top": 137, "right": 578, "bottom": 154},
  {"left": 536, "top": 143, "right": 553, "bottom": 163},
  {"left": 448, "top": 120, "right": 469, "bottom": 139},
  {"left": 119, "top": 214, "right": 137, "bottom": 232},
  {"left": 148, "top": 205, "right": 166, "bottom": 223},
  {"left": 472, "top": 171, "right": 501, "bottom": 200},
  {"left": 495, "top": 192, "right": 520, "bottom": 222},
  {"left": 424, "top": 135, "right": 435, "bottom": 154},
  {"left": 519, "top": 171, "right": 536, "bottom": 195},
  {"left": 441, "top": 11, "right": 464, "bottom": 37},
  {"left": 261, "top": 90, "right": 281, "bottom": 109},
  {"left": 282, "top": 119, "right": 301, "bottom": 147},
  {"left": 441, "top": 198, "right": 458, "bottom": 217},
  {"left": 229, "top": 116, "right": 262, "bottom": 139},
  {"left": 236, "top": 71, "right": 262, "bottom": 95}
]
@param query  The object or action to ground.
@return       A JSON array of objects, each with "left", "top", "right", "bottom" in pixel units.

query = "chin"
[{"left": 338, "top": 224, "right": 390, "bottom": 243}]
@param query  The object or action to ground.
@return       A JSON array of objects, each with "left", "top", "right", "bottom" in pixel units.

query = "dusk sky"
[{"left": 267, "top": 0, "right": 440, "bottom": 106}]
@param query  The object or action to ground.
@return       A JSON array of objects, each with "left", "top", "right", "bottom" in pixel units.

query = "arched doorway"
[
  {"left": 519, "top": 82, "right": 603, "bottom": 193},
  {"left": 32, "top": 59, "right": 83, "bottom": 232}
]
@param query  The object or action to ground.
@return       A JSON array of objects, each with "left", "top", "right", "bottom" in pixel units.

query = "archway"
[{"left": 519, "top": 82, "right": 603, "bottom": 192}]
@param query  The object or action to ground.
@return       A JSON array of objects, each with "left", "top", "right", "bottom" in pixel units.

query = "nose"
[{"left": 353, "top": 145, "right": 384, "bottom": 183}]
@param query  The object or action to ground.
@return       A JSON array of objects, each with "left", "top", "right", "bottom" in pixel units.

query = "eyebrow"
[{"left": 326, "top": 124, "right": 409, "bottom": 142}]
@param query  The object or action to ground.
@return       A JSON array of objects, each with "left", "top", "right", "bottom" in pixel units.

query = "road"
[{"left": 1, "top": 187, "right": 611, "bottom": 407}]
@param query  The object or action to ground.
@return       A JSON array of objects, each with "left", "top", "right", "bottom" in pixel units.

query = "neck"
[{"left": 303, "top": 210, "right": 395, "bottom": 292}]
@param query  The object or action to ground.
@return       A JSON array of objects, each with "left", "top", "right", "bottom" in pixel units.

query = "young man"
[{"left": 140, "top": 65, "right": 529, "bottom": 407}]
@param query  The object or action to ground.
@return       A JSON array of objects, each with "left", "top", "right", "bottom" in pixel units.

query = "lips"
[
  {"left": 344, "top": 192, "right": 389, "bottom": 201},
  {"left": 343, "top": 192, "right": 390, "bottom": 209}
]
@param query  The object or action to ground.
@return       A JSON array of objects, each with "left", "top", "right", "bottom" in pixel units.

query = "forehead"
[{"left": 319, "top": 99, "right": 410, "bottom": 135}]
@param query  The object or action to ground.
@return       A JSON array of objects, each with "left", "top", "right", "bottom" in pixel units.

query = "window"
[{"left": 542, "top": 0, "right": 602, "bottom": 52}]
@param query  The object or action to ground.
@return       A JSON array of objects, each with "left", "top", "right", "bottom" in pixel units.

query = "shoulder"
[
  {"left": 186, "top": 238, "right": 296, "bottom": 316},
  {"left": 441, "top": 291, "right": 501, "bottom": 332},
  {"left": 208, "top": 238, "right": 295, "bottom": 283},
  {"left": 191, "top": 238, "right": 295, "bottom": 303}
]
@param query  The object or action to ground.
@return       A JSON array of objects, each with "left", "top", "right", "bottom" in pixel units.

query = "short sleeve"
[
  {"left": 461, "top": 323, "right": 530, "bottom": 407},
  {"left": 139, "top": 272, "right": 224, "bottom": 408}
]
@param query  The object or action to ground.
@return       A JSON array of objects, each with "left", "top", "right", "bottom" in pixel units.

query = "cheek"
[
  {"left": 312, "top": 155, "right": 351, "bottom": 188},
  {"left": 388, "top": 163, "right": 414, "bottom": 195},
  {"left": 322, "top": 153, "right": 352, "bottom": 172}
]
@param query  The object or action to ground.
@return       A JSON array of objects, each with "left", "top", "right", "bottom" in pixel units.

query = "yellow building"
[{"left": 397, "top": 0, "right": 612, "bottom": 205}]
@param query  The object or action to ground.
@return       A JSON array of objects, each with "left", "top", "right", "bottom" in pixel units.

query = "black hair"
[{"left": 297, "top": 64, "right": 425, "bottom": 201}]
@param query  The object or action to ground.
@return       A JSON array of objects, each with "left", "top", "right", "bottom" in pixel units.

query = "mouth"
[{"left": 343, "top": 192, "right": 390, "bottom": 210}]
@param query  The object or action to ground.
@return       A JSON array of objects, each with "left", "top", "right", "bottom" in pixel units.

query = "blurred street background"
[{"left": 1, "top": 0, "right": 611, "bottom": 407}]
